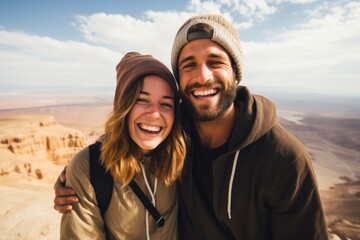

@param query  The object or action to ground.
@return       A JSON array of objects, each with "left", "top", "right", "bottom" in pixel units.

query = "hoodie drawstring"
[
  {"left": 228, "top": 150, "right": 240, "bottom": 219},
  {"left": 140, "top": 163, "right": 158, "bottom": 240}
]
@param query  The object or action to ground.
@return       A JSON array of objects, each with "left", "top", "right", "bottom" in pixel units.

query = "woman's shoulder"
[
  {"left": 68, "top": 146, "right": 90, "bottom": 173},
  {"left": 65, "top": 145, "right": 100, "bottom": 199},
  {"left": 66, "top": 146, "right": 92, "bottom": 187}
]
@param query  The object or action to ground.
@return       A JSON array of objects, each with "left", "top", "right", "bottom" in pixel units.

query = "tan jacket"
[{"left": 60, "top": 146, "right": 179, "bottom": 240}]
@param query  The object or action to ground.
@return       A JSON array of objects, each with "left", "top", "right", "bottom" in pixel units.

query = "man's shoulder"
[{"left": 256, "top": 123, "right": 311, "bottom": 166}]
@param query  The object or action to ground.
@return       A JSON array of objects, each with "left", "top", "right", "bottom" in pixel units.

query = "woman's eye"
[
  {"left": 161, "top": 102, "right": 174, "bottom": 109},
  {"left": 136, "top": 98, "right": 148, "bottom": 104}
]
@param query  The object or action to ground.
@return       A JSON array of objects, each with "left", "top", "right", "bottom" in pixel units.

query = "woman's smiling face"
[{"left": 127, "top": 75, "right": 175, "bottom": 154}]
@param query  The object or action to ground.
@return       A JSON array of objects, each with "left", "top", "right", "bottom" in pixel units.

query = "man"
[{"left": 54, "top": 15, "right": 329, "bottom": 239}]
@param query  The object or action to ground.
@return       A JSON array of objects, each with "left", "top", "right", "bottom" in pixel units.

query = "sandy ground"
[
  {"left": 0, "top": 94, "right": 359, "bottom": 239},
  {"left": 0, "top": 148, "right": 63, "bottom": 240},
  {"left": 279, "top": 111, "right": 360, "bottom": 239},
  {"left": 0, "top": 176, "right": 61, "bottom": 240}
]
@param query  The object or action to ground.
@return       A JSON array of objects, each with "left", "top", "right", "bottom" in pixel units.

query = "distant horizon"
[
  {"left": 1, "top": 84, "right": 360, "bottom": 119},
  {"left": 1, "top": 82, "right": 360, "bottom": 99}
]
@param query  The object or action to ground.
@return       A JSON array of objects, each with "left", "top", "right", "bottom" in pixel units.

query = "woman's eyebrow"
[
  {"left": 163, "top": 96, "right": 174, "bottom": 101},
  {"left": 140, "top": 91, "right": 174, "bottom": 101}
]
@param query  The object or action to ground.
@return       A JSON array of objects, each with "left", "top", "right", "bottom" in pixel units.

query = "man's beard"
[{"left": 181, "top": 80, "right": 237, "bottom": 122}]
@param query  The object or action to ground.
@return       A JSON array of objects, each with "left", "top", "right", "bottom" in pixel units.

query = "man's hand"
[{"left": 53, "top": 167, "right": 78, "bottom": 213}]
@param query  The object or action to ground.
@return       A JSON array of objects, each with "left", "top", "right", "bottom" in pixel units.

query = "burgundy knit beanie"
[{"left": 114, "top": 52, "right": 178, "bottom": 108}]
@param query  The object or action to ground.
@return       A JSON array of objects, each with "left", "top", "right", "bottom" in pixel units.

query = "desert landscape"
[{"left": 0, "top": 90, "right": 359, "bottom": 240}]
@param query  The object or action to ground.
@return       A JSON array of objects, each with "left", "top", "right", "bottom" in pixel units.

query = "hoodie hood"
[
  {"left": 227, "top": 86, "right": 277, "bottom": 152},
  {"left": 225, "top": 86, "right": 277, "bottom": 219},
  {"left": 180, "top": 86, "right": 277, "bottom": 152}
]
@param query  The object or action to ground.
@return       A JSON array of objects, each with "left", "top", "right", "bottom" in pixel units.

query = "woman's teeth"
[{"left": 139, "top": 124, "right": 161, "bottom": 132}]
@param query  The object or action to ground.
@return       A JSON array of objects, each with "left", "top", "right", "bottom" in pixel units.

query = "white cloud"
[
  {"left": 243, "top": 1, "right": 360, "bottom": 96},
  {"left": 234, "top": 20, "right": 254, "bottom": 30},
  {"left": 186, "top": 0, "right": 223, "bottom": 14},
  {"left": 184, "top": 0, "right": 277, "bottom": 28},
  {"left": 0, "top": 30, "right": 118, "bottom": 88},
  {"left": 275, "top": 0, "right": 317, "bottom": 4},
  {"left": 238, "top": 0, "right": 277, "bottom": 21},
  {"left": 73, "top": 11, "right": 196, "bottom": 67}
]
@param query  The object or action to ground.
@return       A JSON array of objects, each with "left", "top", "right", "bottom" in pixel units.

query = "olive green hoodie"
[{"left": 178, "top": 86, "right": 329, "bottom": 240}]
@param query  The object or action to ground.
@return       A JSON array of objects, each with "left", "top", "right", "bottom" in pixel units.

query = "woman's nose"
[{"left": 146, "top": 104, "right": 160, "bottom": 118}]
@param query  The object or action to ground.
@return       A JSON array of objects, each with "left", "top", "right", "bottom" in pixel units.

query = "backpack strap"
[
  {"left": 89, "top": 141, "right": 165, "bottom": 228},
  {"left": 89, "top": 142, "right": 113, "bottom": 215},
  {"left": 128, "top": 181, "right": 165, "bottom": 227}
]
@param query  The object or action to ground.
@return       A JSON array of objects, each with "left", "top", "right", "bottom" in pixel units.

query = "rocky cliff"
[{"left": 0, "top": 114, "right": 85, "bottom": 165}]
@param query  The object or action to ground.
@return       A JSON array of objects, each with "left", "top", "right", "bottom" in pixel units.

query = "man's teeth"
[
  {"left": 193, "top": 89, "right": 217, "bottom": 97},
  {"left": 139, "top": 124, "right": 161, "bottom": 132}
]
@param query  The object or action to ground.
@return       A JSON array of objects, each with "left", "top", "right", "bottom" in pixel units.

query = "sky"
[{"left": 0, "top": 0, "right": 359, "bottom": 97}]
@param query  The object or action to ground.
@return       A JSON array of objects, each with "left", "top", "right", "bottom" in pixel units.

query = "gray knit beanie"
[{"left": 171, "top": 14, "right": 243, "bottom": 84}]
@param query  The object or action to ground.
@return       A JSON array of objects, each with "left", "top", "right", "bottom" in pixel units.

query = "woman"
[{"left": 60, "top": 52, "right": 187, "bottom": 240}]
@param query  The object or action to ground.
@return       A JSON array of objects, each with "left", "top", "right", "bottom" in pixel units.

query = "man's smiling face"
[{"left": 178, "top": 39, "right": 237, "bottom": 121}]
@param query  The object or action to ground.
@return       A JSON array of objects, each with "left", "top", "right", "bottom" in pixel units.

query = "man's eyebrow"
[{"left": 208, "top": 53, "right": 226, "bottom": 60}]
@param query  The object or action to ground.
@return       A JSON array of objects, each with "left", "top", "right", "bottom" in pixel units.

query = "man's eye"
[
  {"left": 209, "top": 61, "right": 223, "bottom": 67},
  {"left": 181, "top": 63, "right": 196, "bottom": 70}
]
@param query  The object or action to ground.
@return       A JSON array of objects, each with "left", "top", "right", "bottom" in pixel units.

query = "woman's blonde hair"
[{"left": 101, "top": 77, "right": 187, "bottom": 186}]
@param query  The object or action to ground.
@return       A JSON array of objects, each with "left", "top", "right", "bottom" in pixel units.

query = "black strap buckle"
[
  {"left": 156, "top": 216, "right": 165, "bottom": 227},
  {"left": 129, "top": 180, "right": 165, "bottom": 227}
]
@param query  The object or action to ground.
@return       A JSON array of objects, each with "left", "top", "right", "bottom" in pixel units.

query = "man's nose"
[{"left": 196, "top": 63, "right": 213, "bottom": 84}]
